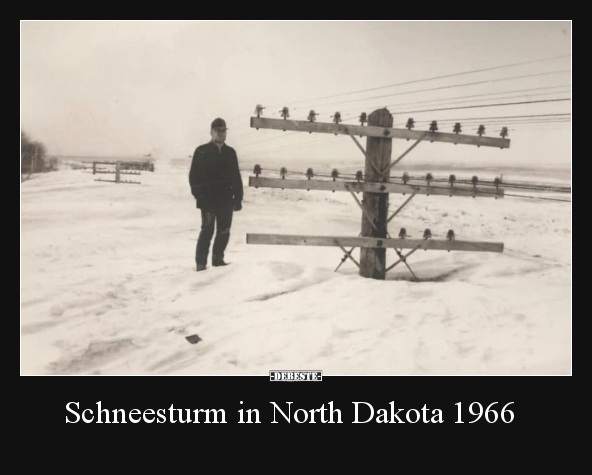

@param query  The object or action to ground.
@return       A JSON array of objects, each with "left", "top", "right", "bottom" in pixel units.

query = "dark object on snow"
[{"left": 185, "top": 334, "right": 202, "bottom": 344}]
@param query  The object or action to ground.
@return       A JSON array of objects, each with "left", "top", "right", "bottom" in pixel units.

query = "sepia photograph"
[{"left": 21, "top": 20, "right": 571, "bottom": 375}]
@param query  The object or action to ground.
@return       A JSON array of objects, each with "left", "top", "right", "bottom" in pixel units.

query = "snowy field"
[{"left": 20, "top": 159, "right": 571, "bottom": 375}]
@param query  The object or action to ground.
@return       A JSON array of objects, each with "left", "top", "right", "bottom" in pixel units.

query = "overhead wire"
[
  {"left": 241, "top": 165, "right": 573, "bottom": 202},
  {"left": 250, "top": 177, "right": 571, "bottom": 203},
  {"left": 369, "top": 84, "right": 570, "bottom": 108},
  {"left": 266, "top": 54, "right": 570, "bottom": 109},
  {"left": 236, "top": 62, "right": 571, "bottom": 160},
  {"left": 298, "top": 69, "right": 571, "bottom": 110},
  {"left": 394, "top": 113, "right": 571, "bottom": 126},
  {"left": 392, "top": 98, "right": 571, "bottom": 115},
  {"left": 387, "top": 89, "right": 571, "bottom": 110},
  {"left": 235, "top": 61, "right": 571, "bottom": 164},
  {"left": 332, "top": 83, "right": 571, "bottom": 116}
]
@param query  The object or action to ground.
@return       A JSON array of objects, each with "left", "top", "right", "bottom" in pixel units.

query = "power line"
[
  {"left": 239, "top": 114, "right": 571, "bottom": 155},
  {"left": 240, "top": 115, "right": 570, "bottom": 154},
  {"left": 411, "top": 116, "right": 571, "bottom": 124},
  {"left": 394, "top": 113, "right": 570, "bottom": 126},
  {"left": 267, "top": 54, "right": 570, "bottom": 108},
  {"left": 335, "top": 84, "right": 571, "bottom": 116},
  {"left": 240, "top": 109, "right": 570, "bottom": 156},
  {"left": 249, "top": 169, "right": 571, "bottom": 193},
  {"left": 502, "top": 193, "right": 571, "bottom": 203},
  {"left": 340, "top": 90, "right": 571, "bottom": 121},
  {"left": 246, "top": 172, "right": 571, "bottom": 203},
  {"left": 242, "top": 120, "right": 570, "bottom": 154},
  {"left": 507, "top": 125, "right": 572, "bottom": 132},
  {"left": 248, "top": 166, "right": 569, "bottom": 188},
  {"left": 391, "top": 89, "right": 570, "bottom": 110},
  {"left": 415, "top": 118, "right": 571, "bottom": 125},
  {"left": 393, "top": 98, "right": 571, "bottom": 115},
  {"left": 380, "top": 84, "right": 570, "bottom": 108},
  {"left": 403, "top": 176, "right": 571, "bottom": 192},
  {"left": 410, "top": 120, "right": 570, "bottom": 132},
  {"left": 302, "top": 69, "right": 571, "bottom": 110}
]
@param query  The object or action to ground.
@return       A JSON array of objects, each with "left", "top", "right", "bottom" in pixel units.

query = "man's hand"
[
  {"left": 195, "top": 193, "right": 208, "bottom": 209},
  {"left": 233, "top": 200, "right": 242, "bottom": 212}
]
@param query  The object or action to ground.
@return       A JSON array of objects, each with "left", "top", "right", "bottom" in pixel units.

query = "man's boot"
[
  {"left": 212, "top": 257, "right": 229, "bottom": 267},
  {"left": 196, "top": 263, "right": 207, "bottom": 272}
]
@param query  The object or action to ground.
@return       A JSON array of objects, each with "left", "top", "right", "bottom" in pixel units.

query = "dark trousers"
[{"left": 196, "top": 204, "right": 234, "bottom": 266}]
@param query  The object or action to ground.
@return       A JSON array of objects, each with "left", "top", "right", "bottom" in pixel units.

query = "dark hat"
[{"left": 211, "top": 118, "right": 227, "bottom": 130}]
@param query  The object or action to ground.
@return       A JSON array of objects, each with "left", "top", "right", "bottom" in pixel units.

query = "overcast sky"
[{"left": 21, "top": 21, "right": 571, "bottom": 168}]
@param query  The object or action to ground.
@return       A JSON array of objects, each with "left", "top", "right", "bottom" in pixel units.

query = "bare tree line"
[{"left": 21, "top": 131, "right": 58, "bottom": 182}]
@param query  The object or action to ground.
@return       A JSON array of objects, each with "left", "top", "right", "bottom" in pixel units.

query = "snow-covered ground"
[{"left": 20, "top": 159, "right": 571, "bottom": 375}]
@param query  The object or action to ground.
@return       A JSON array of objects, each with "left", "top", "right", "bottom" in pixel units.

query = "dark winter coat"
[{"left": 189, "top": 142, "right": 243, "bottom": 210}]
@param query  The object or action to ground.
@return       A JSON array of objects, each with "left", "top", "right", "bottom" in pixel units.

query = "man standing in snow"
[{"left": 189, "top": 118, "right": 243, "bottom": 272}]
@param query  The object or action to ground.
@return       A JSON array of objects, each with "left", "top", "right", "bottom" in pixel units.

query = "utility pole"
[
  {"left": 246, "top": 106, "right": 509, "bottom": 281},
  {"left": 360, "top": 109, "right": 393, "bottom": 279}
]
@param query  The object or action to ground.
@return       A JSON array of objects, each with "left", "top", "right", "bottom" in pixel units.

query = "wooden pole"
[
  {"left": 360, "top": 109, "right": 393, "bottom": 279},
  {"left": 246, "top": 233, "right": 504, "bottom": 253},
  {"left": 115, "top": 161, "right": 121, "bottom": 183},
  {"left": 248, "top": 177, "right": 505, "bottom": 198},
  {"left": 250, "top": 117, "right": 510, "bottom": 149}
]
